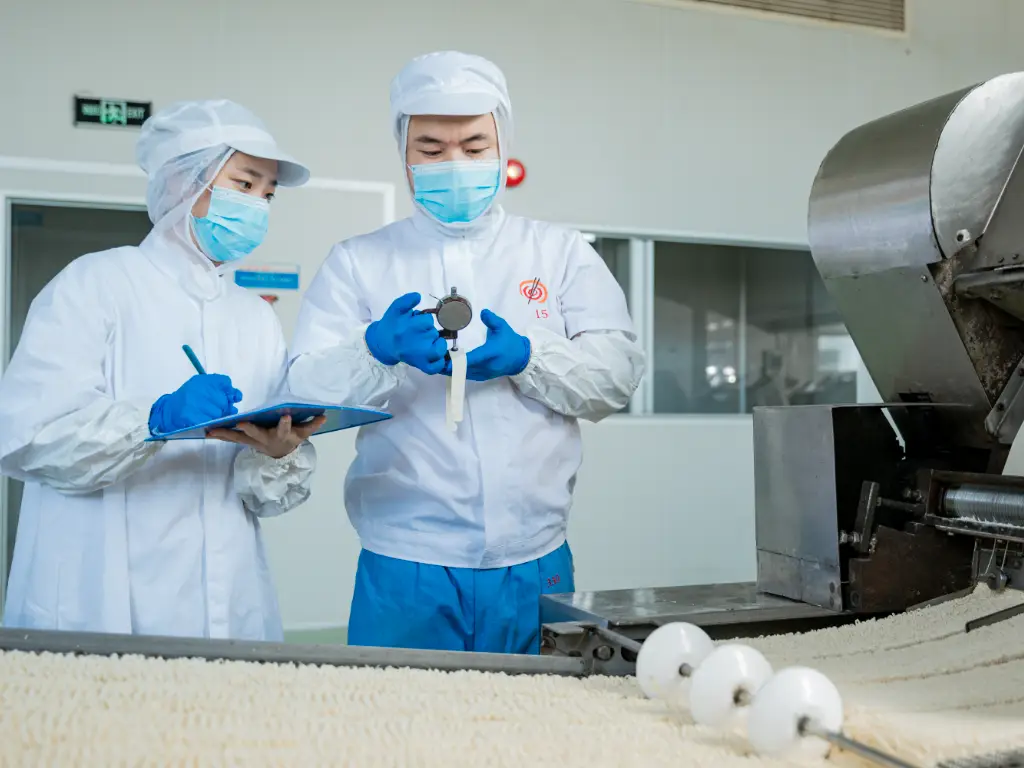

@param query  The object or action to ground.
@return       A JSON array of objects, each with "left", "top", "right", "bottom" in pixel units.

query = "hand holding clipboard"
[{"left": 146, "top": 346, "right": 391, "bottom": 446}]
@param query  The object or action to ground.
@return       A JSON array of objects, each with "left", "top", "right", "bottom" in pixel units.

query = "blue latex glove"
[
  {"left": 444, "top": 309, "right": 531, "bottom": 382},
  {"left": 149, "top": 373, "right": 243, "bottom": 435},
  {"left": 365, "top": 292, "right": 448, "bottom": 374}
]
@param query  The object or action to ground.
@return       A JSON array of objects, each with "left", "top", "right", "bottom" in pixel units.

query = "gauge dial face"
[{"left": 436, "top": 296, "right": 472, "bottom": 332}]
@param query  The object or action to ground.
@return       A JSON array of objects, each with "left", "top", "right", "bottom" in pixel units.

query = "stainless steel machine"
[{"left": 543, "top": 71, "right": 1024, "bottom": 663}]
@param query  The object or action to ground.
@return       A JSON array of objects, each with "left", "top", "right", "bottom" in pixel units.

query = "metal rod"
[
  {"left": 799, "top": 718, "right": 920, "bottom": 768},
  {"left": 876, "top": 497, "right": 922, "bottom": 514},
  {"left": 938, "top": 747, "right": 1024, "bottom": 767},
  {"left": 928, "top": 517, "right": 1024, "bottom": 546},
  {"left": 965, "top": 602, "right": 1024, "bottom": 633},
  {"left": 0, "top": 627, "right": 589, "bottom": 677},
  {"left": 593, "top": 625, "right": 643, "bottom": 655}
]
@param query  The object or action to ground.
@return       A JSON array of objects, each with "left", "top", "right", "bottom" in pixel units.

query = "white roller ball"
[
  {"left": 689, "top": 644, "right": 773, "bottom": 729},
  {"left": 747, "top": 666, "right": 844, "bottom": 760},
  {"left": 635, "top": 623, "right": 714, "bottom": 705}
]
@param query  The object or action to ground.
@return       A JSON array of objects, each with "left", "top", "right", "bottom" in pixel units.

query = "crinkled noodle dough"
[{"left": 2, "top": 586, "right": 1023, "bottom": 766}]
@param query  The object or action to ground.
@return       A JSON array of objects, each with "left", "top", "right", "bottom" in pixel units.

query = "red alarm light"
[{"left": 506, "top": 159, "right": 526, "bottom": 188}]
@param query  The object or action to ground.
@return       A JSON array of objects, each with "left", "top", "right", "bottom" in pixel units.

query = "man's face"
[
  {"left": 405, "top": 114, "right": 498, "bottom": 188},
  {"left": 191, "top": 151, "right": 279, "bottom": 219}
]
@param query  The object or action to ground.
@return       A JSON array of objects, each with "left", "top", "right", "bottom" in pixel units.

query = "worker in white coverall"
[
  {"left": 0, "top": 100, "right": 324, "bottom": 641},
  {"left": 288, "top": 51, "right": 645, "bottom": 654}
]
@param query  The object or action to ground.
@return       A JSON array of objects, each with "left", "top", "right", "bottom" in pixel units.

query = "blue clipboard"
[{"left": 146, "top": 399, "right": 391, "bottom": 441}]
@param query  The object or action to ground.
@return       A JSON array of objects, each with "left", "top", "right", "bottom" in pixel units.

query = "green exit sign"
[{"left": 74, "top": 97, "right": 152, "bottom": 128}]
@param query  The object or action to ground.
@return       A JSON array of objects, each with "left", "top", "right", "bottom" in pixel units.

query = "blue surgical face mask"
[
  {"left": 191, "top": 186, "right": 270, "bottom": 263},
  {"left": 409, "top": 159, "right": 501, "bottom": 225}
]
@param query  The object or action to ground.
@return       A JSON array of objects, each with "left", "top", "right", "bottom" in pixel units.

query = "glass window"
[
  {"left": 653, "top": 242, "right": 858, "bottom": 414},
  {"left": 743, "top": 248, "right": 857, "bottom": 409},
  {"left": 590, "top": 236, "right": 631, "bottom": 308},
  {"left": 653, "top": 243, "right": 742, "bottom": 414},
  {"left": 586, "top": 235, "right": 634, "bottom": 413}
]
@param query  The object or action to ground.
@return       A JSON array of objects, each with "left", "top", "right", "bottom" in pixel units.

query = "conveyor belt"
[
  {"left": 3, "top": 585, "right": 1023, "bottom": 766},
  {"left": 0, "top": 584, "right": 848, "bottom": 683},
  {"left": 0, "top": 627, "right": 590, "bottom": 677}
]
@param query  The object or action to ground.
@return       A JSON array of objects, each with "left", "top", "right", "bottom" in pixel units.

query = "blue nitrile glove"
[
  {"left": 148, "top": 374, "right": 243, "bottom": 435},
  {"left": 444, "top": 309, "right": 531, "bottom": 382},
  {"left": 365, "top": 292, "right": 448, "bottom": 375}
]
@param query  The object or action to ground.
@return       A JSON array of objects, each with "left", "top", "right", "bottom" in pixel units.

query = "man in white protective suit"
[
  {"left": 0, "top": 100, "right": 324, "bottom": 641},
  {"left": 288, "top": 51, "right": 645, "bottom": 654}
]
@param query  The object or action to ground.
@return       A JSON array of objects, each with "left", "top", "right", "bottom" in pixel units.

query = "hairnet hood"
[
  {"left": 391, "top": 52, "right": 514, "bottom": 235},
  {"left": 389, "top": 51, "right": 513, "bottom": 143},
  {"left": 136, "top": 100, "right": 310, "bottom": 188},
  {"left": 133, "top": 100, "right": 309, "bottom": 300}
]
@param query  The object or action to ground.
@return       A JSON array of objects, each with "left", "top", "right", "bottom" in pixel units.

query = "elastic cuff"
[
  {"left": 255, "top": 445, "right": 303, "bottom": 466},
  {"left": 511, "top": 335, "right": 532, "bottom": 377},
  {"left": 510, "top": 336, "right": 537, "bottom": 382},
  {"left": 134, "top": 421, "right": 162, "bottom": 449}
]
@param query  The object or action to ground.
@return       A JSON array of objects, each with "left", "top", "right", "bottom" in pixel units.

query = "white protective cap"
[
  {"left": 137, "top": 99, "right": 309, "bottom": 187},
  {"left": 389, "top": 51, "right": 513, "bottom": 145},
  {"left": 136, "top": 99, "right": 309, "bottom": 232}
]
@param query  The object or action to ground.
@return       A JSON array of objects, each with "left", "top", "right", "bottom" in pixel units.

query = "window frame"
[{"left": 575, "top": 226, "right": 852, "bottom": 417}]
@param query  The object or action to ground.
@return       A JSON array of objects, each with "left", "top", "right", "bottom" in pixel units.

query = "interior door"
[{"left": 3, "top": 200, "right": 152, "bottom": 603}]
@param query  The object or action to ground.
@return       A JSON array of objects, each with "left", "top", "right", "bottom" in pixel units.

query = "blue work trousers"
[{"left": 347, "top": 542, "right": 575, "bottom": 654}]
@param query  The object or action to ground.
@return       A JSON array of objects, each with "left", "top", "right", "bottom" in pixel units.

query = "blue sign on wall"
[{"left": 234, "top": 265, "right": 300, "bottom": 291}]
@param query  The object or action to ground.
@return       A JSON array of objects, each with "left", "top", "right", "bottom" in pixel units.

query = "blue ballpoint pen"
[{"left": 182, "top": 345, "right": 206, "bottom": 375}]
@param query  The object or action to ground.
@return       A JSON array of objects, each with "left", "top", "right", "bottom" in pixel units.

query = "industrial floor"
[{"left": 2, "top": 586, "right": 1023, "bottom": 766}]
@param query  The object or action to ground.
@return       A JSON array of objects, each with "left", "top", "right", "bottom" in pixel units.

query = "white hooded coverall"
[
  {"left": 0, "top": 100, "right": 316, "bottom": 641},
  {"left": 287, "top": 52, "right": 645, "bottom": 652}
]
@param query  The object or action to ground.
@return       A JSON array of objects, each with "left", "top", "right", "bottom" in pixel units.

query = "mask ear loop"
[{"left": 184, "top": 150, "right": 236, "bottom": 268}]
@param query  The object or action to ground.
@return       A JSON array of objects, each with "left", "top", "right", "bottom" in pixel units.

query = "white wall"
[
  {"left": 4, "top": 0, "right": 1024, "bottom": 630},
  {"left": 6, "top": 0, "right": 1024, "bottom": 239}
]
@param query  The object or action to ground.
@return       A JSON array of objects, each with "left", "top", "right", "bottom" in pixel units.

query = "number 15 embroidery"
[{"left": 519, "top": 278, "right": 550, "bottom": 319}]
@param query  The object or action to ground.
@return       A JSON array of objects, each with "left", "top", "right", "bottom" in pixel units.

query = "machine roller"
[{"left": 634, "top": 621, "right": 920, "bottom": 766}]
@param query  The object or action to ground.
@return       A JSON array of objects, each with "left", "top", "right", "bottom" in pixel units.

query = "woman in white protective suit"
[
  {"left": 288, "top": 51, "right": 646, "bottom": 654},
  {"left": 0, "top": 99, "right": 322, "bottom": 641}
]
